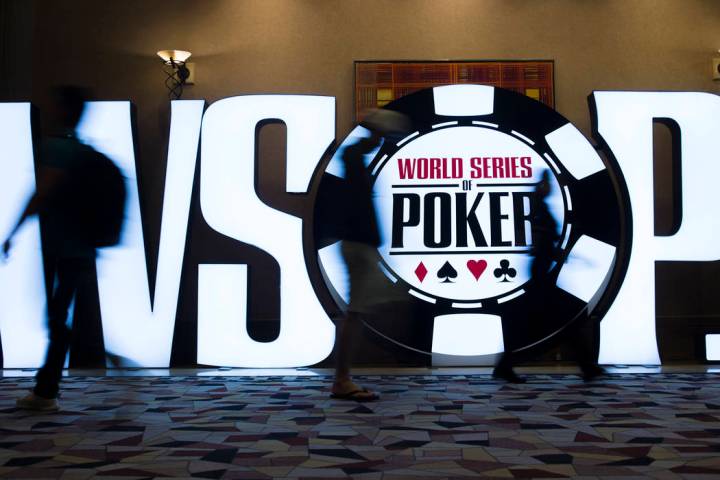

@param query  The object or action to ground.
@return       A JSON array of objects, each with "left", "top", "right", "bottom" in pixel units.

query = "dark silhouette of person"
[
  {"left": 330, "top": 129, "right": 383, "bottom": 401},
  {"left": 330, "top": 109, "right": 409, "bottom": 402},
  {"left": 3, "top": 86, "right": 121, "bottom": 410},
  {"left": 493, "top": 170, "right": 560, "bottom": 383},
  {"left": 530, "top": 169, "right": 606, "bottom": 381},
  {"left": 492, "top": 170, "right": 605, "bottom": 383}
]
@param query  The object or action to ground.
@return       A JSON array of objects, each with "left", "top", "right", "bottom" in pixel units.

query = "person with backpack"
[{"left": 2, "top": 86, "right": 126, "bottom": 411}]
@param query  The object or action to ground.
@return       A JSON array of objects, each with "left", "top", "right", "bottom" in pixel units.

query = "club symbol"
[
  {"left": 493, "top": 259, "right": 516, "bottom": 283},
  {"left": 436, "top": 261, "right": 458, "bottom": 283}
]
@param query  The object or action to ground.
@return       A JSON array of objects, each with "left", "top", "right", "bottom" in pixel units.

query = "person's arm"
[{"left": 2, "top": 166, "right": 65, "bottom": 258}]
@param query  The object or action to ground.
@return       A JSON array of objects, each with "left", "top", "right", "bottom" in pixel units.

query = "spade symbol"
[
  {"left": 437, "top": 261, "right": 458, "bottom": 283},
  {"left": 493, "top": 259, "right": 517, "bottom": 283}
]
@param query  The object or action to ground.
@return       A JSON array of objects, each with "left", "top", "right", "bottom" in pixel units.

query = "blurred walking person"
[
  {"left": 3, "top": 86, "right": 125, "bottom": 410},
  {"left": 493, "top": 170, "right": 561, "bottom": 383},
  {"left": 330, "top": 110, "right": 408, "bottom": 402},
  {"left": 492, "top": 170, "right": 605, "bottom": 383}
]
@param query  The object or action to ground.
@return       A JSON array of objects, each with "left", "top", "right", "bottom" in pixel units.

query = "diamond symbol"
[{"left": 415, "top": 262, "right": 428, "bottom": 282}]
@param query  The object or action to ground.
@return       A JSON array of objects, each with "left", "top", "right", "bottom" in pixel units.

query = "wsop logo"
[
  {"left": 316, "top": 85, "right": 628, "bottom": 356},
  {"left": 376, "top": 128, "right": 563, "bottom": 306},
  {"left": 2, "top": 89, "right": 717, "bottom": 368}
]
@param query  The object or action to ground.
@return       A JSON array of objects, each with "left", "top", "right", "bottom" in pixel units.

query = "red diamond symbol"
[{"left": 415, "top": 262, "right": 428, "bottom": 282}]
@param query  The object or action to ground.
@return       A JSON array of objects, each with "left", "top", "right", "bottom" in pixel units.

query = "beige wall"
[
  {"left": 30, "top": 0, "right": 720, "bottom": 234},
  {"left": 0, "top": 0, "right": 34, "bottom": 100},
  {"left": 29, "top": 0, "right": 720, "bottom": 227},
  {"left": 27, "top": 0, "right": 720, "bottom": 362},
  {"left": 32, "top": 0, "right": 720, "bottom": 136},
  {"left": 35, "top": 0, "right": 720, "bottom": 128}
]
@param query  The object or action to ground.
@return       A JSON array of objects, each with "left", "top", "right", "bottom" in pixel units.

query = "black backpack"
[{"left": 76, "top": 147, "right": 127, "bottom": 248}]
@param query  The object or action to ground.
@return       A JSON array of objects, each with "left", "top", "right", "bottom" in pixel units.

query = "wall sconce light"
[
  {"left": 713, "top": 50, "right": 720, "bottom": 81},
  {"left": 157, "top": 50, "right": 192, "bottom": 99}
]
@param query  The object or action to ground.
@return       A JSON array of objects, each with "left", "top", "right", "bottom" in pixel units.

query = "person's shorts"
[{"left": 341, "top": 240, "right": 398, "bottom": 314}]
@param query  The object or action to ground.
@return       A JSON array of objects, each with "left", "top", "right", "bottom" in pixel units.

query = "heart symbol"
[{"left": 467, "top": 260, "right": 488, "bottom": 281}]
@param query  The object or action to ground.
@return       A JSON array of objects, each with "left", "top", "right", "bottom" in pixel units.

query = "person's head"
[
  {"left": 536, "top": 169, "right": 552, "bottom": 198},
  {"left": 50, "top": 85, "right": 90, "bottom": 130}
]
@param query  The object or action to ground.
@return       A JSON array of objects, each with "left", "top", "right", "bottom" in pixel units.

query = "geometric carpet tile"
[{"left": 0, "top": 373, "right": 719, "bottom": 478}]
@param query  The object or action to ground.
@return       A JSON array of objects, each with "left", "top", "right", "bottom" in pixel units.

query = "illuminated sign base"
[{"left": 706, "top": 334, "right": 720, "bottom": 361}]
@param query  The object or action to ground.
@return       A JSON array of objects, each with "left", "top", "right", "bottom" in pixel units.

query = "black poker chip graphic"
[{"left": 311, "top": 86, "right": 630, "bottom": 359}]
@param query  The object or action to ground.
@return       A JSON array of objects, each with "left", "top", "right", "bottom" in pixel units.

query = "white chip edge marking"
[
  {"left": 432, "top": 314, "right": 504, "bottom": 356},
  {"left": 408, "top": 289, "right": 437, "bottom": 304},
  {"left": 497, "top": 289, "right": 525, "bottom": 304},
  {"left": 563, "top": 185, "right": 573, "bottom": 211},
  {"left": 397, "top": 131, "right": 420, "bottom": 147},
  {"left": 472, "top": 121, "right": 499, "bottom": 128},
  {"left": 543, "top": 153, "right": 561, "bottom": 175},
  {"left": 432, "top": 121, "right": 459, "bottom": 129},
  {"left": 371, "top": 154, "right": 389, "bottom": 176},
  {"left": 451, "top": 302, "right": 483, "bottom": 309},
  {"left": 545, "top": 123, "right": 605, "bottom": 180},
  {"left": 511, "top": 130, "right": 535, "bottom": 145},
  {"left": 561, "top": 223, "right": 572, "bottom": 250},
  {"left": 556, "top": 235, "right": 616, "bottom": 303},
  {"left": 433, "top": 85, "right": 494, "bottom": 116},
  {"left": 378, "top": 262, "right": 398, "bottom": 283}
]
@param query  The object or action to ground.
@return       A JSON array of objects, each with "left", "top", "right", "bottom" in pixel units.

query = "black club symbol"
[{"left": 493, "top": 259, "right": 517, "bottom": 283}]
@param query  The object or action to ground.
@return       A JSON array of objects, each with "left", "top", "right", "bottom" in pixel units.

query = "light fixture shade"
[{"left": 157, "top": 50, "right": 192, "bottom": 64}]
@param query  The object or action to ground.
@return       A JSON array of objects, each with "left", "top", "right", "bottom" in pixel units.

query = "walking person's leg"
[
  {"left": 571, "top": 314, "right": 605, "bottom": 381},
  {"left": 18, "top": 258, "right": 89, "bottom": 410},
  {"left": 493, "top": 351, "right": 526, "bottom": 383},
  {"left": 331, "top": 241, "right": 378, "bottom": 401},
  {"left": 493, "top": 252, "right": 553, "bottom": 384}
]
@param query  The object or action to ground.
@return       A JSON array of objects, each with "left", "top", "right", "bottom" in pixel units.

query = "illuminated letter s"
[
  {"left": 592, "top": 92, "right": 720, "bottom": 364},
  {"left": 198, "top": 95, "right": 335, "bottom": 367}
]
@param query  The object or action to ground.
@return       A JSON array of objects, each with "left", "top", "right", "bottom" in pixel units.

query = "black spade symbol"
[{"left": 437, "top": 261, "right": 458, "bottom": 283}]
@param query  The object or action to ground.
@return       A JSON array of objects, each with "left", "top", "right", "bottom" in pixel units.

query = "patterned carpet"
[{"left": 1, "top": 373, "right": 720, "bottom": 479}]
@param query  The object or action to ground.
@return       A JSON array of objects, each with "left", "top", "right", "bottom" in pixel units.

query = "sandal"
[{"left": 330, "top": 388, "right": 379, "bottom": 402}]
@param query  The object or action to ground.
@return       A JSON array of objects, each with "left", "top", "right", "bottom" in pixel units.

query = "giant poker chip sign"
[{"left": 315, "top": 85, "right": 627, "bottom": 358}]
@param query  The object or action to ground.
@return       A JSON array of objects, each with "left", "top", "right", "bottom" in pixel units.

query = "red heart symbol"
[{"left": 467, "top": 260, "right": 487, "bottom": 281}]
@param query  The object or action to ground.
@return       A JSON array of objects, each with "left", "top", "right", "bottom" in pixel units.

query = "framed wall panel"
[{"left": 355, "top": 60, "right": 554, "bottom": 121}]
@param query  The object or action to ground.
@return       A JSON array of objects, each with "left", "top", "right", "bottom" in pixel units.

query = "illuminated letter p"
[{"left": 592, "top": 92, "right": 720, "bottom": 365}]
